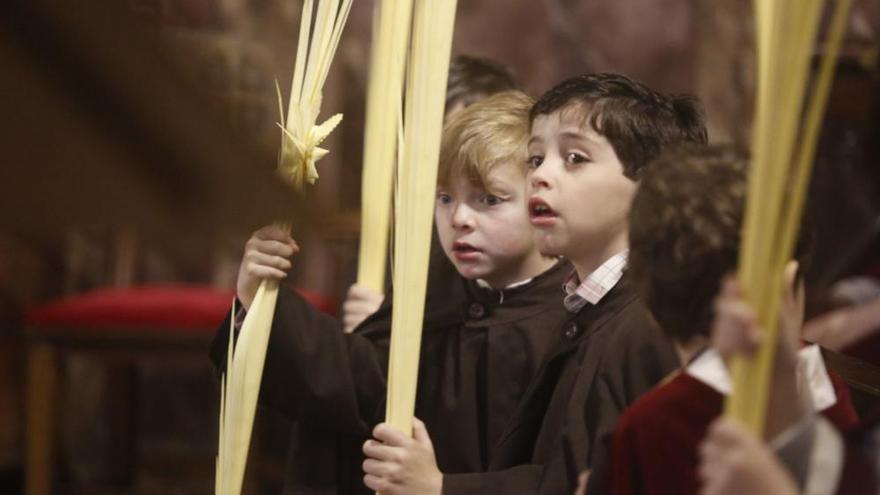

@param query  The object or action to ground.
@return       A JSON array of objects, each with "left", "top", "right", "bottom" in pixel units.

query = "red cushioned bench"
[{"left": 24, "top": 284, "right": 335, "bottom": 495}]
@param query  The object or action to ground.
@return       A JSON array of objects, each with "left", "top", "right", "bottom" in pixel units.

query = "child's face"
[
  {"left": 526, "top": 109, "right": 636, "bottom": 270},
  {"left": 435, "top": 161, "right": 540, "bottom": 287}
]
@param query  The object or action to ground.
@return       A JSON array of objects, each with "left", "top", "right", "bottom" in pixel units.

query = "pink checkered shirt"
[{"left": 563, "top": 251, "right": 628, "bottom": 313}]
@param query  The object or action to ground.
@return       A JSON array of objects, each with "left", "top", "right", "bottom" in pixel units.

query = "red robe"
[{"left": 605, "top": 369, "right": 859, "bottom": 495}]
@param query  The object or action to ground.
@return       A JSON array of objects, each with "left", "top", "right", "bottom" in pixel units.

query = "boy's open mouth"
[
  {"left": 452, "top": 241, "right": 482, "bottom": 261},
  {"left": 529, "top": 197, "right": 558, "bottom": 226}
]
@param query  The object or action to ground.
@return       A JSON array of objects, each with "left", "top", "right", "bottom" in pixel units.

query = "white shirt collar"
[
  {"left": 562, "top": 251, "right": 629, "bottom": 312},
  {"left": 686, "top": 344, "right": 837, "bottom": 411}
]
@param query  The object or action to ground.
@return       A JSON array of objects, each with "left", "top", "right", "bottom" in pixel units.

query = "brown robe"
[
  {"left": 441, "top": 272, "right": 680, "bottom": 494},
  {"left": 209, "top": 259, "right": 572, "bottom": 494}
]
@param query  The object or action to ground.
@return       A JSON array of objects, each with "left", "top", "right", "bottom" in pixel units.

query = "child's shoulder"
[
  {"left": 617, "top": 371, "right": 721, "bottom": 433},
  {"left": 574, "top": 281, "right": 648, "bottom": 331},
  {"left": 598, "top": 296, "right": 670, "bottom": 355},
  {"left": 574, "top": 292, "right": 676, "bottom": 375}
]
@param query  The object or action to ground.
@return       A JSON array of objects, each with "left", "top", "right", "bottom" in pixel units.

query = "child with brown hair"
[{"left": 600, "top": 144, "right": 858, "bottom": 495}]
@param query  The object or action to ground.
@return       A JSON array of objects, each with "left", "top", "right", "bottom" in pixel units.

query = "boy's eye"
[
  {"left": 437, "top": 193, "right": 452, "bottom": 204},
  {"left": 566, "top": 152, "right": 589, "bottom": 164},
  {"left": 527, "top": 155, "right": 544, "bottom": 169},
  {"left": 482, "top": 194, "right": 504, "bottom": 206}
]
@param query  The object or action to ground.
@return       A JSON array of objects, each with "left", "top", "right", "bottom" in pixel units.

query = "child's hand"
[
  {"left": 711, "top": 263, "right": 802, "bottom": 369},
  {"left": 573, "top": 470, "right": 590, "bottom": 495},
  {"left": 711, "top": 264, "right": 806, "bottom": 438},
  {"left": 361, "top": 418, "right": 442, "bottom": 495},
  {"left": 698, "top": 418, "right": 798, "bottom": 495},
  {"left": 236, "top": 225, "right": 299, "bottom": 310},
  {"left": 711, "top": 275, "right": 761, "bottom": 360},
  {"left": 342, "top": 284, "right": 384, "bottom": 333}
]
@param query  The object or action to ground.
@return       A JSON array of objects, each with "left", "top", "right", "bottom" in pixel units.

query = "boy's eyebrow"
[
  {"left": 558, "top": 130, "right": 594, "bottom": 144},
  {"left": 483, "top": 176, "right": 513, "bottom": 191},
  {"left": 527, "top": 131, "right": 597, "bottom": 149}
]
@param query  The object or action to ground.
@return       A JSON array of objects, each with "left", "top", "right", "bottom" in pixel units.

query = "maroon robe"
[{"left": 604, "top": 369, "right": 859, "bottom": 495}]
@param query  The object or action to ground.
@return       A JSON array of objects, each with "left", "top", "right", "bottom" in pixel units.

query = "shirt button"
[
  {"left": 468, "top": 302, "right": 486, "bottom": 319},
  {"left": 564, "top": 322, "right": 580, "bottom": 339}
]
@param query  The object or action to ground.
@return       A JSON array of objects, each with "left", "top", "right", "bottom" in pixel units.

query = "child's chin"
[
  {"left": 455, "top": 264, "right": 487, "bottom": 280},
  {"left": 536, "top": 239, "right": 564, "bottom": 257}
]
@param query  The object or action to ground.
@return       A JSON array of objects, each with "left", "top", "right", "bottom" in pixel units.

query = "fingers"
[
  {"left": 245, "top": 265, "right": 288, "bottom": 281},
  {"left": 361, "top": 439, "right": 403, "bottom": 493},
  {"left": 712, "top": 277, "right": 762, "bottom": 359},
  {"left": 699, "top": 461, "right": 724, "bottom": 495},
  {"left": 247, "top": 227, "right": 299, "bottom": 268},
  {"left": 343, "top": 299, "right": 379, "bottom": 321},
  {"left": 362, "top": 438, "right": 400, "bottom": 462},
  {"left": 247, "top": 251, "right": 292, "bottom": 272},
  {"left": 363, "top": 458, "right": 396, "bottom": 478},
  {"left": 373, "top": 423, "right": 411, "bottom": 447},
  {"left": 241, "top": 231, "right": 299, "bottom": 281},
  {"left": 706, "top": 418, "right": 750, "bottom": 449},
  {"left": 253, "top": 225, "right": 298, "bottom": 245},
  {"left": 348, "top": 284, "right": 384, "bottom": 303},
  {"left": 246, "top": 237, "right": 299, "bottom": 259},
  {"left": 236, "top": 226, "right": 301, "bottom": 310},
  {"left": 343, "top": 313, "right": 370, "bottom": 334},
  {"left": 343, "top": 285, "right": 383, "bottom": 318},
  {"left": 242, "top": 252, "right": 291, "bottom": 285},
  {"left": 574, "top": 470, "right": 590, "bottom": 495},
  {"left": 411, "top": 418, "right": 433, "bottom": 445},
  {"left": 363, "top": 473, "right": 391, "bottom": 493},
  {"left": 698, "top": 419, "right": 742, "bottom": 495},
  {"left": 362, "top": 421, "right": 442, "bottom": 495},
  {"left": 342, "top": 316, "right": 360, "bottom": 334},
  {"left": 343, "top": 298, "right": 382, "bottom": 316},
  {"left": 699, "top": 418, "right": 753, "bottom": 478},
  {"left": 342, "top": 285, "right": 384, "bottom": 333},
  {"left": 342, "top": 301, "right": 378, "bottom": 333}
]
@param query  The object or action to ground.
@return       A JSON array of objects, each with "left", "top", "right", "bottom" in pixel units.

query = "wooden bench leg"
[
  {"left": 107, "top": 363, "right": 137, "bottom": 484},
  {"left": 26, "top": 342, "right": 58, "bottom": 495}
]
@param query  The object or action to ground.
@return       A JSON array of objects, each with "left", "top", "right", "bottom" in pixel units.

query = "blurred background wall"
[{"left": 0, "top": 0, "right": 877, "bottom": 493}]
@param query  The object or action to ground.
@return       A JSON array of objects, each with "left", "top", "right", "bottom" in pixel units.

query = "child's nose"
[
  {"left": 452, "top": 205, "right": 475, "bottom": 229},
  {"left": 530, "top": 167, "right": 551, "bottom": 190}
]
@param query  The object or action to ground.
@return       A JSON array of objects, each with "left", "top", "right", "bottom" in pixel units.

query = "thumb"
[{"left": 412, "top": 417, "right": 433, "bottom": 446}]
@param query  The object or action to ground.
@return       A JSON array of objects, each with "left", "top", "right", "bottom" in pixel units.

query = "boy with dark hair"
[
  {"left": 601, "top": 144, "right": 858, "bottom": 494},
  {"left": 527, "top": 73, "right": 707, "bottom": 179},
  {"left": 363, "top": 73, "right": 708, "bottom": 494}
]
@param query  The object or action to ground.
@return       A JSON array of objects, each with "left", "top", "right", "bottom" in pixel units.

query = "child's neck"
[
  {"left": 570, "top": 234, "right": 628, "bottom": 280},
  {"left": 481, "top": 251, "right": 556, "bottom": 289},
  {"left": 675, "top": 336, "right": 708, "bottom": 366}
]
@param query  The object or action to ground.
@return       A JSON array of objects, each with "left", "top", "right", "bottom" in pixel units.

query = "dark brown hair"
[
  {"left": 530, "top": 73, "right": 708, "bottom": 179},
  {"left": 628, "top": 145, "right": 814, "bottom": 343},
  {"left": 445, "top": 55, "right": 517, "bottom": 114}
]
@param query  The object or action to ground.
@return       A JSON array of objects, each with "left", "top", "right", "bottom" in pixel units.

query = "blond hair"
[{"left": 437, "top": 90, "right": 534, "bottom": 192}]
